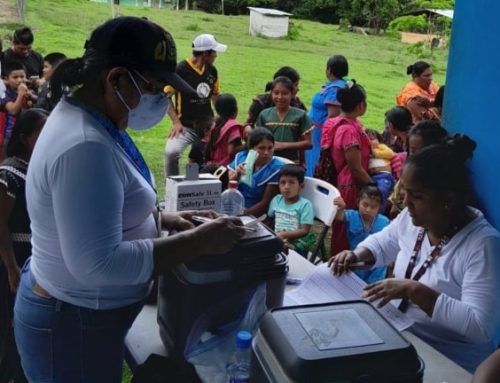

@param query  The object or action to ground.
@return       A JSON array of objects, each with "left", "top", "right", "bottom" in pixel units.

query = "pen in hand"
[
  {"left": 348, "top": 261, "right": 373, "bottom": 269},
  {"left": 191, "top": 216, "right": 256, "bottom": 232}
]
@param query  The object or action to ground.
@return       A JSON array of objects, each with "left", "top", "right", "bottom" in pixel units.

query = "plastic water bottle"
[
  {"left": 226, "top": 330, "right": 252, "bottom": 383},
  {"left": 220, "top": 180, "right": 245, "bottom": 216}
]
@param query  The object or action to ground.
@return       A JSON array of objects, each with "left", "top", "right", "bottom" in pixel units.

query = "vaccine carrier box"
[
  {"left": 157, "top": 221, "right": 287, "bottom": 362},
  {"left": 165, "top": 173, "right": 221, "bottom": 212},
  {"left": 250, "top": 301, "right": 424, "bottom": 382}
]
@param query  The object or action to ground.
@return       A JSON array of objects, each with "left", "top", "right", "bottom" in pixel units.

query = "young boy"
[
  {"left": 35, "top": 52, "right": 67, "bottom": 111},
  {"left": 188, "top": 117, "right": 214, "bottom": 169},
  {"left": 267, "top": 164, "right": 315, "bottom": 256},
  {"left": 333, "top": 185, "right": 390, "bottom": 284},
  {"left": 0, "top": 61, "right": 36, "bottom": 159}
]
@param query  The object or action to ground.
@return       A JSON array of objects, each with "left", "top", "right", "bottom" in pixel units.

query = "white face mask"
[{"left": 115, "top": 71, "right": 170, "bottom": 131}]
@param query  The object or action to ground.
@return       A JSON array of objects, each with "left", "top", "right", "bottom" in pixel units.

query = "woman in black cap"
[{"left": 13, "top": 17, "right": 245, "bottom": 382}]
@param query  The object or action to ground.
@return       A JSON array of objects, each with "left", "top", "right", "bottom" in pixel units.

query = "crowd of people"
[{"left": 0, "top": 16, "right": 499, "bottom": 383}]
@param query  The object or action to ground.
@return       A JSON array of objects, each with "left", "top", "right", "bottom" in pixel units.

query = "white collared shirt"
[{"left": 360, "top": 208, "right": 500, "bottom": 372}]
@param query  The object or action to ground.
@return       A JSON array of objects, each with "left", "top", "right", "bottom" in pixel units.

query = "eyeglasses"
[{"left": 131, "top": 70, "right": 166, "bottom": 96}]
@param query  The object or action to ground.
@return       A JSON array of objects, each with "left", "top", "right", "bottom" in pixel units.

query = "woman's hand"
[
  {"left": 236, "top": 163, "right": 246, "bottom": 178},
  {"left": 194, "top": 216, "right": 246, "bottom": 255},
  {"left": 7, "top": 265, "right": 21, "bottom": 294},
  {"left": 362, "top": 279, "right": 417, "bottom": 308},
  {"left": 162, "top": 210, "right": 219, "bottom": 232},
  {"left": 328, "top": 250, "right": 358, "bottom": 276},
  {"left": 161, "top": 212, "right": 194, "bottom": 232}
]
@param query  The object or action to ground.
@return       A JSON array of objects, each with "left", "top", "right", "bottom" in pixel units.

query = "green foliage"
[
  {"left": 286, "top": 21, "right": 300, "bottom": 40},
  {"left": 406, "top": 41, "right": 425, "bottom": 58},
  {"left": 388, "top": 15, "right": 429, "bottom": 33},
  {"left": 433, "top": 15, "right": 452, "bottom": 35},
  {"left": 193, "top": 0, "right": 454, "bottom": 26},
  {"left": 350, "top": 0, "right": 399, "bottom": 33},
  {"left": 415, "top": 0, "right": 454, "bottom": 9},
  {"left": 338, "top": 17, "right": 350, "bottom": 30},
  {"left": 196, "top": 0, "right": 279, "bottom": 14},
  {"left": 293, "top": 0, "right": 343, "bottom": 24}
]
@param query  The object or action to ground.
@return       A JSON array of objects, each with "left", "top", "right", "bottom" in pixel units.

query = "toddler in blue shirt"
[{"left": 334, "top": 185, "right": 390, "bottom": 283}]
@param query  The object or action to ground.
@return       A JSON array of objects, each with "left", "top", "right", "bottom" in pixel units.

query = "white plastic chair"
[{"left": 300, "top": 176, "right": 340, "bottom": 264}]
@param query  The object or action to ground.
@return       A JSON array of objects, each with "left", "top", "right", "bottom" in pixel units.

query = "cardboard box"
[{"left": 165, "top": 174, "right": 221, "bottom": 212}]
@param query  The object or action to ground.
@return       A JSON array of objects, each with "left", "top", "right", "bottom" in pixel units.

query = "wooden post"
[{"left": 17, "top": 0, "right": 26, "bottom": 23}]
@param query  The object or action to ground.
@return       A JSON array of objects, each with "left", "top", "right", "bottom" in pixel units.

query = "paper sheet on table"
[{"left": 284, "top": 263, "right": 414, "bottom": 332}]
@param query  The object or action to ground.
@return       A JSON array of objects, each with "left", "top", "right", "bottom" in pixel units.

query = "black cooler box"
[
  {"left": 250, "top": 301, "right": 424, "bottom": 383},
  {"left": 157, "top": 221, "right": 288, "bottom": 362}
]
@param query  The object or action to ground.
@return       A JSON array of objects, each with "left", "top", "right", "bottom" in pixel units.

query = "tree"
[
  {"left": 294, "top": 0, "right": 343, "bottom": 24},
  {"left": 349, "top": 0, "right": 399, "bottom": 33},
  {"left": 17, "top": 0, "right": 26, "bottom": 22}
]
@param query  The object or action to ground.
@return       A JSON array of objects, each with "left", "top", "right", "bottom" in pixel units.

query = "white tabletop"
[{"left": 125, "top": 251, "right": 472, "bottom": 382}]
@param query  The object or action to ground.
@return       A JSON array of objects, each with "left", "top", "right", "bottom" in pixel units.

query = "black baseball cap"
[{"left": 84, "top": 17, "right": 194, "bottom": 94}]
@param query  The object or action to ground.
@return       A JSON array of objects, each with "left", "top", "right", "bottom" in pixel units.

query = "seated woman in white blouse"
[{"left": 330, "top": 134, "right": 500, "bottom": 373}]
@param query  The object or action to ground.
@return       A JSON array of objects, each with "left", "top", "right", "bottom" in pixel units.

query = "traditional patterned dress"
[{"left": 0, "top": 156, "right": 30, "bottom": 383}]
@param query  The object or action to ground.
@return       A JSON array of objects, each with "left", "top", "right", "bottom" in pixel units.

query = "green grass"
[{"left": 1, "top": 0, "right": 448, "bottom": 198}]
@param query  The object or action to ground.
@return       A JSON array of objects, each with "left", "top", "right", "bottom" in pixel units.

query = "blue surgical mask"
[{"left": 115, "top": 71, "right": 170, "bottom": 131}]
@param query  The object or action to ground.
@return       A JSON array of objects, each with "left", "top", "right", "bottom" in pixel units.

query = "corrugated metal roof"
[
  {"left": 247, "top": 7, "right": 292, "bottom": 16},
  {"left": 426, "top": 9, "right": 454, "bottom": 19}
]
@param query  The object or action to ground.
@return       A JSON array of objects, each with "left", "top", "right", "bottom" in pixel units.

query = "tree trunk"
[{"left": 17, "top": 0, "right": 26, "bottom": 22}]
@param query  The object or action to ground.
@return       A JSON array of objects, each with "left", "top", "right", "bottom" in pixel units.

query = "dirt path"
[{"left": 0, "top": 0, "right": 19, "bottom": 24}]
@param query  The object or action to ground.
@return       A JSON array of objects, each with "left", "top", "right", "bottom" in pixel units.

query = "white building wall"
[{"left": 249, "top": 11, "right": 289, "bottom": 38}]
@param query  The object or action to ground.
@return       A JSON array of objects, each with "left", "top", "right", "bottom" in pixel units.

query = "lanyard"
[
  {"left": 398, "top": 228, "right": 450, "bottom": 312},
  {"left": 65, "top": 97, "right": 154, "bottom": 190}
]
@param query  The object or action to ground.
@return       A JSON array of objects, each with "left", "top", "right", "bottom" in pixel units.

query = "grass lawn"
[
  {"left": 0, "top": 2, "right": 449, "bottom": 381},
  {"left": 1, "top": 0, "right": 448, "bottom": 197}
]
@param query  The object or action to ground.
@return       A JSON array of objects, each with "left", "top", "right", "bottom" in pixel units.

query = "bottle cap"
[
  {"left": 229, "top": 180, "right": 238, "bottom": 189},
  {"left": 235, "top": 330, "right": 252, "bottom": 349}
]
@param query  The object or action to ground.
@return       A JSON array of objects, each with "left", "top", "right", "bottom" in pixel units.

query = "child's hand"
[
  {"left": 273, "top": 142, "right": 285, "bottom": 151},
  {"left": 333, "top": 196, "right": 346, "bottom": 210},
  {"left": 18, "top": 83, "right": 28, "bottom": 96},
  {"left": 276, "top": 230, "right": 288, "bottom": 240}
]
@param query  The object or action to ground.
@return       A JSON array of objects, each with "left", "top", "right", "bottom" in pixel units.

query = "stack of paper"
[{"left": 284, "top": 263, "right": 414, "bottom": 332}]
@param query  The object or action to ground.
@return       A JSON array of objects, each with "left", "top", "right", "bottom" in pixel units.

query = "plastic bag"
[{"left": 185, "top": 284, "right": 268, "bottom": 383}]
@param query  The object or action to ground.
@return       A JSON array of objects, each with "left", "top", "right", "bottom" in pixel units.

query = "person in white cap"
[{"left": 165, "top": 33, "right": 227, "bottom": 176}]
